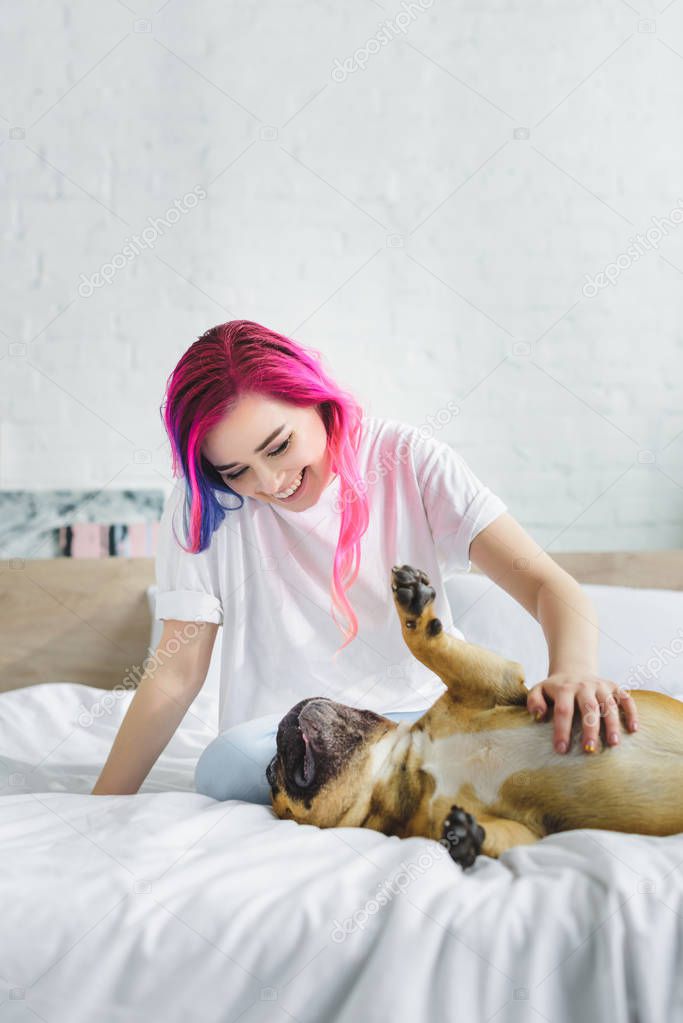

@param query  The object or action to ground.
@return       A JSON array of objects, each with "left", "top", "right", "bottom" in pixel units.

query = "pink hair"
[{"left": 160, "top": 319, "right": 370, "bottom": 653}]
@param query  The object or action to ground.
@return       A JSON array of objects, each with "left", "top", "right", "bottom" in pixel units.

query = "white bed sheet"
[{"left": 2, "top": 578, "right": 683, "bottom": 1022}]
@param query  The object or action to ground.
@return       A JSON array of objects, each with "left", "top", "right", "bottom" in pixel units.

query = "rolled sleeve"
[
  {"left": 417, "top": 436, "right": 507, "bottom": 579},
  {"left": 155, "top": 588, "right": 223, "bottom": 625},
  {"left": 155, "top": 480, "right": 225, "bottom": 625}
]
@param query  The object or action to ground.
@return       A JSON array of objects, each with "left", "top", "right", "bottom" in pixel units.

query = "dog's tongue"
[{"left": 301, "top": 731, "right": 316, "bottom": 784}]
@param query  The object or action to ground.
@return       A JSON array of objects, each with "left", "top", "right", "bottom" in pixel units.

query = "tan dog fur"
[{"left": 267, "top": 565, "right": 683, "bottom": 864}]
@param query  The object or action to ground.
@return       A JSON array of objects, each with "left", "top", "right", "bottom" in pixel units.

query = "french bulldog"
[{"left": 266, "top": 564, "right": 683, "bottom": 868}]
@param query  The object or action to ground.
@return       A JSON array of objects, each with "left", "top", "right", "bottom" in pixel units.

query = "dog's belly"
[
  {"left": 417, "top": 719, "right": 683, "bottom": 835},
  {"left": 419, "top": 724, "right": 678, "bottom": 826}
]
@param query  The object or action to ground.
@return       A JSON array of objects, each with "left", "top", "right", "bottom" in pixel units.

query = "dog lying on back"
[{"left": 266, "top": 564, "right": 683, "bottom": 868}]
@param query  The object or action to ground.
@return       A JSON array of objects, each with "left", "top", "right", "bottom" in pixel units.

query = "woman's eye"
[
  {"left": 270, "top": 436, "right": 291, "bottom": 458},
  {"left": 223, "top": 434, "right": 292, "bottom": 482}
]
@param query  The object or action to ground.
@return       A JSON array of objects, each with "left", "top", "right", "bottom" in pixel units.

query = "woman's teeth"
[{"left": 275, "top": 468, "right": 304, "bottom": 500}]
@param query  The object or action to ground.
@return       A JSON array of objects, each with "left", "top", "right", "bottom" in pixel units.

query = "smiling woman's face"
[{"left": 201, "top": 392, "right": 336, "bottom": 510}]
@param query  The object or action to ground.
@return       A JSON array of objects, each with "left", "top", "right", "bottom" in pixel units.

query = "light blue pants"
[{"left": 194, "top": 708, "right": 428, "bottom": 804}]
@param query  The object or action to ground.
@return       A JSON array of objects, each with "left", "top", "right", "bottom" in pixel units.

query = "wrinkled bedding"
[{"left": 1, "top": 677, "right": 682, "bottom": 1022}]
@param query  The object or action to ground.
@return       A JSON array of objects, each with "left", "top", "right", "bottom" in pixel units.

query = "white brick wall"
[{"left": 1, "top": 1, "right": 682, "bottom": 551}]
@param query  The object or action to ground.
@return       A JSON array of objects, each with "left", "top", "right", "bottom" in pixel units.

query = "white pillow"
[
  {"left": 145, "top": 575, "right": 683, "bottom": 733},
  {"left": 146, "top": 584, "right": 222, "bottom": 729},
  {"left": 445, "top": 574, "right": 683, "bottom": 700}
]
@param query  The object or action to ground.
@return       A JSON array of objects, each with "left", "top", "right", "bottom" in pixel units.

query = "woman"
[{"left": 91, "top": 319, "right": 638, "bottom": 800}]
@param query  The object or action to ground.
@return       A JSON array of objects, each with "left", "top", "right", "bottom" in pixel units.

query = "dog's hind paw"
[{"left": 440, "top": 805, "right": 486, "bottom": 869}]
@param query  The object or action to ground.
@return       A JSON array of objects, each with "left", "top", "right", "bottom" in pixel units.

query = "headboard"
[
  {"left": 1, "top": 551, "right": 682, "bottom": 694},
  {"left": 0, "top": 558, "right": 154, "bottom": 694}
]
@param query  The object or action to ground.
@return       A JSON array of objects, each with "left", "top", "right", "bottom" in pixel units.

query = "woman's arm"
[
  {"left": 91, "top": 619, "right": 219, "bottom": 795},
  {"left": 468, "top": 512, "right": 639, "bottom": 754}
]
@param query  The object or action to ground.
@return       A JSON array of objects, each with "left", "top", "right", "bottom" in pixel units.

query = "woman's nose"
[{"left": 255, "top": 467, "right": 288, "bottom": 497}]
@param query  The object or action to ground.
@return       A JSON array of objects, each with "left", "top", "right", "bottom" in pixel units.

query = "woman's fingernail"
[
  {"left": 583, "top": 740, "right": 596, "bottom": 753},
  {"left": 535, "top": 711, "right": 543, "bottom": 721},
  {"left": 609, "top": 733, "right": 619, "bottom": 745},
  {"left": 556, "top": 741, "right": 567, "bottom": 754},
  {"left": 632, "top": 721, "right": 639, "bottom": 732}
]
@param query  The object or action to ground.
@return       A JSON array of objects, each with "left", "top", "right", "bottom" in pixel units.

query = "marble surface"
[{"left": 0, "top": 489, "right": 165, "bottom": 559}]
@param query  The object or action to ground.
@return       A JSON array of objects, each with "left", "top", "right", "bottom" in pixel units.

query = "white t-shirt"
[{"left": 155, "top": 415, "right": 508, "bottom": 730}]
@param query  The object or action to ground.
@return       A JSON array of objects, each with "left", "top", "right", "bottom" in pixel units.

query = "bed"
[{"left": 1, "top": 551, "right": 682, "bottom": 1021}]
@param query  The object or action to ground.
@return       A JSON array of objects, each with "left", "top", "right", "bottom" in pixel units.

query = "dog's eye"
[{"left": 293, "top": 746, "right": 317, "bottom": 787}]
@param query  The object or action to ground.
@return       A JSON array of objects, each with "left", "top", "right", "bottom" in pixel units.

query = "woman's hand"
[{"left": 526, "top": 671, "right": 639, "bottom": 754}]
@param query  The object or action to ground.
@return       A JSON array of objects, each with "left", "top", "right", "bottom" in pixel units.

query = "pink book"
[
  {"left": 57, "top": 522, "right": 160, "bottom": 557},
  {"left": 70, "top": 523, "right": 105, "bottom": 558}
]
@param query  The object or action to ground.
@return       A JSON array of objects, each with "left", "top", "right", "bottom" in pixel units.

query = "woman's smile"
[{"left": 271, "top": 466, "right": 308, "bottom": 501}]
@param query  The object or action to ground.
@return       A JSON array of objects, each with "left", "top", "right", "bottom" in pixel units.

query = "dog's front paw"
[
  {"left": 440, "top": 805, "right": 486, "bottom": 869},
  {"left": 391, "top": 564, "right": 441, "bottom": 634}
]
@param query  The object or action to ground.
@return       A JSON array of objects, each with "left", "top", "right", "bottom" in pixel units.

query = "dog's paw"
[
  {"left": 391, "top": 564, "right": 440, "bottom": 633},
  {"left": 440, "top": 805, "right": 486, "bottom": 869}
]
